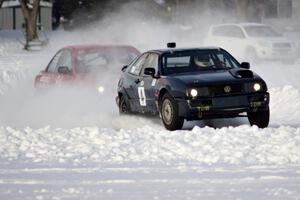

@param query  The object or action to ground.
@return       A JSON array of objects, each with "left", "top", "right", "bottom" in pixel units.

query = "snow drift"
[{"left": 0, "top": 125, "right": 300, "bottom": 166}]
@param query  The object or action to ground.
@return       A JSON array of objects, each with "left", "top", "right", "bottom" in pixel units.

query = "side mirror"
[
  {"left": 144, "top": 67, "right": 156, "bottom": 77},
  {"left": 58, "top": 66, "right": 71, "bottom": 74},
  {"left": 121, "top": 65, "right": 128, "bottom": 72},
  {"left": 241, "top": 62, "right": 250, "bottom": 69}
]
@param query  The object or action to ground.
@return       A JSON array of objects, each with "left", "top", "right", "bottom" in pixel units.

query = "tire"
[
  {"left": 160, "top": 93, "right": 184, "bottom": 130},
  {"left": 247, "top": 106, "right": 270, "bottom": 128},
  {"left": 119, "top": 95, "right": 131, "bottom": 115}
]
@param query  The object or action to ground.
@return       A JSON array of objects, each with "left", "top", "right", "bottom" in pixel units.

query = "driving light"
[
  {"left": 190, "top": 89, "right": 198, "bottom": 97},
  {"left": 97, "top": 86, "right": 105, "bottom": 93},
  {"left": 253, "top": 83, "right": 261, "bottom": 91}
]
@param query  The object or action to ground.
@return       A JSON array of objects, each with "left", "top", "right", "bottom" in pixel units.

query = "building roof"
[{"left": 1, "top": 0, "right": 52, "bottom": 8}]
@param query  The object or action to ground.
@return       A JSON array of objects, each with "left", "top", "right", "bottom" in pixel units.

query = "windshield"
[
  {"left": 162, "top": 49, "right": 240, "bottom": 75},
  {"left": 244, "top": 25, "right": 281, "bottom": 37},
  {"left": 76, "top": 49, "right": 139, "bottom": 74}
]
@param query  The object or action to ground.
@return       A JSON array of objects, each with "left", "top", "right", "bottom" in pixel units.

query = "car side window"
[
  {"left": 212, "top": 26, "right": 245, "bottom": 39},
  {"left": 142, "top": 53, "right": 159, "bottom": 76},
  {"left": 212, "top": 26, "right": 227, "bottom": 37},
  {"left": 56, "top": 50, "right": 72, "bottom": 72},
  {"left": 47, "top": 50, "right": 63, "bottom": 73},
  {"left": 128, "top": 53, "right": 148, "bottom": 76},
  {"left": 216, "top": 53, "right": 239, "bottom": 68},
  {"left": 227, "top": 26, "right": 245, "bottom": 38}
]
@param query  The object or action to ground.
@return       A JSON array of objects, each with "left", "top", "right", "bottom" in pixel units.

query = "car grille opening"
[{"left": 273, "top": 43, "right": 291, "bottom": 48}]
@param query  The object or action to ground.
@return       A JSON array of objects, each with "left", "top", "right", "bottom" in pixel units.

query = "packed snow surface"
[
  {"left": 1, "top": 125, "right": 300, "bottom": 166},
  {"left": 0, "top": 32, "right": 300, "bottom": 199}
]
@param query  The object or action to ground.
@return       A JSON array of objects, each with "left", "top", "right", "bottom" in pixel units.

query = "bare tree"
[
  {"left": 18, "top": 0, "right": 41, "bottom": 49},
  {"left": 234, "top": 0, "right": 265, "bottom": 22},
  {"left": 234, "top": 0, "right": 250, "bottom": 21},
  {"left": 0, "top": 0, "right": 4, "bottom": 8}
]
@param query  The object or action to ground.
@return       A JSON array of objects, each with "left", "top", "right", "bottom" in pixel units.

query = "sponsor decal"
[
  {"left": 138, "top": 87, "right": 146, "bottom": 106},
  {"left": 151, "top": 79, "right": 157, "bottom": 86}
]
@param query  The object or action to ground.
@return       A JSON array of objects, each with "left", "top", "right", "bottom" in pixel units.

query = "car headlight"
[
  {"left": 190, "top": 88, "right": 198, "bottom": 97},
  {"left": 97, "top": 86, "right": 105, "bottom": 94},
  {"left": 253, "top": 83, "right": 261, "bottom": 91},
  {"left": 188, "top": 87, "right": 211, "bottom": 97}
]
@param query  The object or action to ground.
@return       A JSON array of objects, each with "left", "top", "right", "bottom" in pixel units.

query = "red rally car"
[{"left": 35, "top": 44, "right": 140, "bottom": 93}]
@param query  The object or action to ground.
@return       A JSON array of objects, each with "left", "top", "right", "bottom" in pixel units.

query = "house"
[
  {"left": 262, "top": 0, "right": 300, "bottom": 31},
  {"left": 0, "top": 0, "right": 52, "bottom": 30}
]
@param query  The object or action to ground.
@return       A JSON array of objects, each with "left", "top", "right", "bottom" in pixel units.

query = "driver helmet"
[{"left": 194, "top": 54, "right": 211, "bottom": 67}]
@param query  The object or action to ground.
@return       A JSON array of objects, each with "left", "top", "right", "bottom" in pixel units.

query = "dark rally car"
[{"left": 116, "top": 44, "right": 270, "bottom": 130}]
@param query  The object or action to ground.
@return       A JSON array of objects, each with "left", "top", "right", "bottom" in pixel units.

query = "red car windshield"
[{"left": 76, "top": 50, "right": 138, "bottom": 74}]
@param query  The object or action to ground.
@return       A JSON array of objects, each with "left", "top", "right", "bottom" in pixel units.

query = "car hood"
[{"left": 169, "top": 69, "right": 262, "bottom": 86}]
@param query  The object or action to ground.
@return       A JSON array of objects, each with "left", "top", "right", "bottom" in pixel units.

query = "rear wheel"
[
  {"left": 247, "top": 106, "right": 270, "bottom": 128},
  {"left": 119, "top": 95, "right": 131, "bottom": 115},
  {"left": 160, "top": 93, "right": 184, "bottom": 130}
]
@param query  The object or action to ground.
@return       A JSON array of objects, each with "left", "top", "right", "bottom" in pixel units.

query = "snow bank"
[
  {"left": 270, "top": 86, "right": 300, "bottom": 126},
  {"left": 0, "top": 125, "right": 299, "bottom": 166},
  {"left": 0, "top": 53, "right": 29, "bottom": 95}
]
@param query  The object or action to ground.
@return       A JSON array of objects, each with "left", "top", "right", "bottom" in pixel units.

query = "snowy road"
[
  {"left": 0, "top": 35, "right": 300, "bottom": 199},
  {"left": 1, "top": 165, "right": 300, "bottom": 200}
]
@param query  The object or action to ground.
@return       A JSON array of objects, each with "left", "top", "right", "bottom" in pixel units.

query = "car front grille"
[
  {"left": 212, "top": 84, "right": 243, "bottom": 96},
  {"left": 273, "top": 43, "right": 291, "bottom": 49},
  {"left": 194, "top": 82, "right": 264, "bottom": 98}
]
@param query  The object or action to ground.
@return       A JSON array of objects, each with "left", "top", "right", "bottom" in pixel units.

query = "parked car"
[
  {"left": 116, "top": 43, "right": 270, "bottom": 130},
  {"left": 35, "top": 44, "right": 140, "bottom": 94},
  {"left": 205, "top": 23, "right": 297, "bottom": 63}
]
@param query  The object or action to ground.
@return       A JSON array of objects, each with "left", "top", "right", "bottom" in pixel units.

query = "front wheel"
[
  {"left": 247, "top": 106, "right": 270, "bottom": 128},
  {"left": 119, "top": 96, "right": 131, "bottom": 115},
  {"left": 160, "top": 93, "right": 184, "bottom": 130}
]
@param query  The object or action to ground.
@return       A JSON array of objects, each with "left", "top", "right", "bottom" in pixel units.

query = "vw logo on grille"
[{"left": 224, "top": 86, "right": 231, "bottom": 93}]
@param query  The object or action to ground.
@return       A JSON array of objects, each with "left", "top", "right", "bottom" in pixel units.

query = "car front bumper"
[
  {"left": 256, "top": 47, "right": 297, "bottom": 60},
  {"left": 175, "top": 92, "right": 269, "bottom": 120}
]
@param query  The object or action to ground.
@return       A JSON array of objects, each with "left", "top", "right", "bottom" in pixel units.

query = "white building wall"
[
  {"left": 0, "top": 1, "right": 52, "bottom": 30},
  {"left": 15, "top": 8, "right": 23, "bottom": 29},
  {"left": 40, "top": 7, "right": 52, "bottom": 30},
  {"left": 0, "top": 8, "right": 13, "bottom": 29}
]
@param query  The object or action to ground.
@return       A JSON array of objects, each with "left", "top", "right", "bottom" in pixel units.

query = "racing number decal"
[{"left": 138, "top": 87, "right": 146, "bottom": 106}]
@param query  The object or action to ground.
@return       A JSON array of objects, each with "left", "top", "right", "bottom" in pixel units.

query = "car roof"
[
  {"left": 147, "top": 47, "right": 222, "bottom": 54},
  {"left": 64, "top": 44, "right": 140, "bottom": 53}
]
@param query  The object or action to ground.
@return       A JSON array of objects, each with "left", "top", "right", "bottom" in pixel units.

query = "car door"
[
  {"left": 209, "top": 25, "right": 230, "bottom": 48},
  {"left": 123, "top": 53, "right": 148, "bottom": 112},
  {"left": 138, "top": 53, "right": 159, "bottom": 113},
  {"left": 36, "top": 49, "right": 74, "bottom": 88},
  {"left": 35, "top": 50, "right": 63, "bottom": 88},
  {"left": 210, "top": 25, "right": 246, "bottom": 58},
  {"left": 226, "top": 25, "right": 247, "bottom": 59},
  {"left": 55, "top": 49, "right": 74, "bottom": 85}
]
